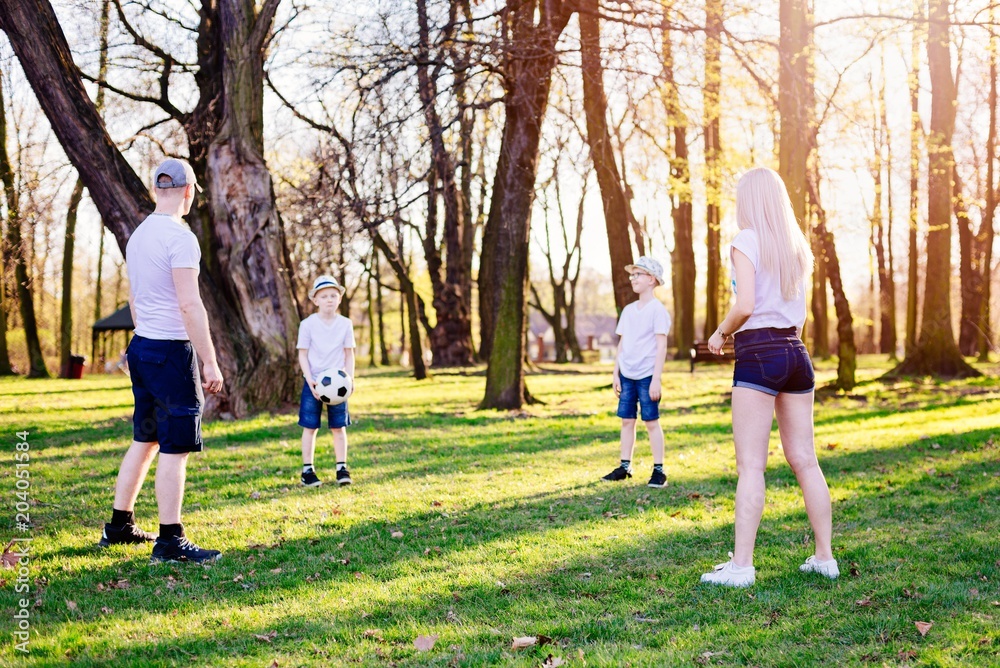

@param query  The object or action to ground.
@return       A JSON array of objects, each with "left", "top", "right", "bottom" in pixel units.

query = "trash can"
[{"left": 70, "top": 354, "right": 86, "bottom": 379}]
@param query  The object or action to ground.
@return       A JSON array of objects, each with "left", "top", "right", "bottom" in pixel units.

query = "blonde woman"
[{"left": 701, "top": 167, "right": 837, "bottom": 587}]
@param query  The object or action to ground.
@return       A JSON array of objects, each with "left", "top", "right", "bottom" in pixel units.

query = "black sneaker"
[
  {"left": 301, "top": 469, "right": 322, "bottom": 487},
  {"left": 647, "top": 469, "right": 667, "bottom": 488},
  {"left": 602, "top": 466, "right": 632, "bottom": 482},
  {"left": 336, "top": 467, "right": 353, "bottom": 485},
  {"left": 98, "top": 523, "right": 156, "bottom": 547},
  {"left": 150, "top": 536, "right": 222, "bottom": 564}
]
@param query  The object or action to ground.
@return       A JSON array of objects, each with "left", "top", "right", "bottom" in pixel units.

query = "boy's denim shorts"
[
  {"left": 298, "top": 379, "right": 351, "bottom": 430},
  {"left": 617, "top": 375, "right": 660, "bottom": 422},
  {"left": 127, "top": 335, "right": 204, "bottom": 454},
  {"left": 732, "top": 327, "right": 815, "bottom": 396}
]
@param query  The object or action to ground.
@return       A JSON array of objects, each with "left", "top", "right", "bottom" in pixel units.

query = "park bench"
[{"left": 689, "top": 340, "right": 735, "bottom": 372}]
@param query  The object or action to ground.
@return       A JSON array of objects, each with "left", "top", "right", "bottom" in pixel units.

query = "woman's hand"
[{"left": 708, "top": 330, "right": 727, "bottom": 355}]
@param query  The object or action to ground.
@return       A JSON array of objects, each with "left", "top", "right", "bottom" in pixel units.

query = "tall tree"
[
  {"left": 59, "top": 180, "right": 84, "bottom": 376},
  {"left": 415, "top": 0, "right": 476, "bottom": 367},
  {"left": 0, "top": 72, "right": 48, "bottom": 378},
  {"left": 478, "top": 0, "right": 574, "bottom": 409},
  {"left": 0, "top": 0, "right": 303, "bottom": 413},
  {"left": 703, "top": 0, "right": 723, "bottom": 339},
  {"left": 92, "top": 0, "right": 111, "bottom": 371},
  {"left": 980, "top": 13, "right": 998, "bottom": 362},
  {"left": 872, "top": 65, "right": 896, "bottom": 359},
  {"left": 891, "top": 0, "right": 977, "bottom": 378},
  {"left": 906, "top": 0, "right": 922, "bottom": 355},
  {"left": 660, "top": 2, "right": 694, "bottom": 359},
  {"left": 579, "top": 0, "right": 636, "bottom": 313}
]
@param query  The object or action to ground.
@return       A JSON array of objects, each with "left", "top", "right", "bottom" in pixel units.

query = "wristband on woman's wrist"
[{"left": 717, "top": 328, "right": 728, "bottom": 338}]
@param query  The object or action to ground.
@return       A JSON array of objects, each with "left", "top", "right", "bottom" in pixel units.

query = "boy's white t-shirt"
[
  {"left": 615, "top": 298, "right": 671, "bottom": 380},
  {"left": 297, "top": 313, "right": 356, "bottom": 377},
  {"left": 730, "top": 228, "right": 806, "bottom": 333},
  {"left": 125, "top": 213, "right": 201, "bottom": 340}
]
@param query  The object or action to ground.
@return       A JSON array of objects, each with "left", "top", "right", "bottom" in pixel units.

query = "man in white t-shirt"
[
  {"left": 296, "top": 275, "right": 356, "bottom": 487},
  {"left": 604, "top": 256, "right": 672, "bottom": 488},
  {"left": 98, "top": 158, "right": 224, "bottom": 564}
]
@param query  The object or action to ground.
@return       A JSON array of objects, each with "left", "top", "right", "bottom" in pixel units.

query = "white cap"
[{"left": 624, "top": 256, "right": 665, "bottom": 285}]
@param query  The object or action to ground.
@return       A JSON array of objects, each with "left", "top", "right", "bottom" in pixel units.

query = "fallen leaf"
[
  {"left": 849, "top": 562, "right": 861, "bottom": 577},
  {"left": 855, "top": 596, "right": 872, "bottom": 607},
  {"left": 413, "top": 634, "right": 438, "bottom": 651},
  {"left": 1, "top": 541, "right": 22, "bottom": 569},
  {"left": 431, "top": 500, "right": 443, "bottom": 507},
  {"left": 511, "top": 636, "right": 537, "bottom": 650},
  {"left": 254, "top": 630, "right": 278, "bottom": 643},
  {"left": 100, "top": 606, "right": 113, "bottom": 615},
  {"left": 249, "top": 491, "right": 261, "bottom": 499},
  {"left": 897, "top": 649, "right": 917, "bottom": 660},
  {"left": 233, "top": 574, "right": 244, "bottom": 582},
  {"left": 915, "top": 621, "right": 933, "bottom": 637},
  {"left": 66, "top": 600, "right": 78, "bottom": 612},
  {"left": 268, "top": 661, "right": 280, "bottom": 668},
  {"left": 446, "top": 610, "right": 459, "bottom": 623},
  {"left": 270, "top": 568, "right": 283, "bottom": 574},
  {"left": 362, "top": 629, "right": 383, "bottom": 641},
  {"left": 826, "top": 443, "right": 839, "bottom": 450},
  {"left": 542, "top": 655, "right": 566, "bottom": 667},
  {"left": 391, "top": 531, "right": 404, "bottom": 539}
]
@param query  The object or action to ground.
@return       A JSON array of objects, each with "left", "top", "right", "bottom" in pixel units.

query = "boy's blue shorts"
[
  {"left": 298, "top": 379, "right": 351, "bottom": 430},
  {"left": 127, "top": 335, "right": 204, "bottom": 453},
  {"left": 617, "top": 375, "right": 660, "bottom": 422}
]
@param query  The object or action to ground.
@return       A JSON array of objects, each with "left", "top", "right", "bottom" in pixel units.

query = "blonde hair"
[{"left": 735, "top": 167, "right": 814, "bottom": 301}]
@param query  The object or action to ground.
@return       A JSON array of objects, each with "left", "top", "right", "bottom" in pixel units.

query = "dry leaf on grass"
[
  {"left": 391, "top": 531, "right": 404, "bottom": 539},
  {"left": 542, "top": 655, "right": 566, "bottom": 667},
  {"left": 249, "top": 491, "right": 261, "bottom": 499},
  {"left": 511, "top": 636, "right": 537, "bottom": 650},
  {"left": 413, "top": 634, "right": 438, "bottom": 651},
  {"left": 65, "top": 600, "right": 78, "bottom": 612},
  {"left": 915, "top": 621, "right": 933, "bottom": 637},
  {"left": 1, "top": 541, "right": 22, "bottom": 569},
  {"left": 254, "top": 631, "right": 278, "bottom": 643}
]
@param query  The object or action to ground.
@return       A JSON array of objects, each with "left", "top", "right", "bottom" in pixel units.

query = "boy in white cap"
[
  {"left": 604, "top": 256, "right": 672, "bottom": 488},
  {"left": 297, "top": 275, "right": 356, "bottom": 487}
]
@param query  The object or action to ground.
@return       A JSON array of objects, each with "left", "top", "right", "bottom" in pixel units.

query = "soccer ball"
[{"left": 315, "top": 368, "right": 353, "bottom": 405}]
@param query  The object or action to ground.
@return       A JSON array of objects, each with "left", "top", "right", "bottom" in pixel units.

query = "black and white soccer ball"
[{"left": 315, "top": 368, "right": 353, "bottom": 405}]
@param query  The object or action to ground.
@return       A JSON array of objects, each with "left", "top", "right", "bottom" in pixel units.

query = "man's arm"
[{"left": 172, "top": 267, "right": 223, "bottom": 393}]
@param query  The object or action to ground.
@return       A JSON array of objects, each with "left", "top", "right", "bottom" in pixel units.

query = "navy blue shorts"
[
  {"left": 617, "top": 375, "right": 660, "bottom": 422},
  {"left": 732, "top": 327, "right": 815, "bottom": 396},
  {"left": 128, "top": 335, "right": 204, "bottom": 453},
  {"left": 298, "top": 380, "right": 351, "bottom": 430}
]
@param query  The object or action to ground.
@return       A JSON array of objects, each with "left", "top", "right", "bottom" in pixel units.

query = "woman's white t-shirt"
[
  {"left": 296, "top": 313, "right": 356, "bottom": 377},
  {"left": 615, "top": 299, "right": 671, "bottom": 379},
  {"left": 730, "top": 228, "right": 806, "bottom": 333}
]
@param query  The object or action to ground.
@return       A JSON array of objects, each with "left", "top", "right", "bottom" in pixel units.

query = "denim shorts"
[
  {"left": 128, "top": 335, "right": 204, "bottom": 453},
  {"left": 732, "top": 327, "right": 815, "bottom": 396},
  {"left": 617, "top": 375, "right": 660, "bottom": 421},
  {"left": 298, "top": 379, "right": 351, "bottom": 430}
]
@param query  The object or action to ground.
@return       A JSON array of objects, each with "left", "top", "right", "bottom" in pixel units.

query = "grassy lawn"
[{"left": 1, "top": 357, "right": 998, "bottom": 667}]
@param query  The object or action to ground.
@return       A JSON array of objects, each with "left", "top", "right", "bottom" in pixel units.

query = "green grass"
[{"left": 1, "top": 357, "right": 999, "bottom": 667}]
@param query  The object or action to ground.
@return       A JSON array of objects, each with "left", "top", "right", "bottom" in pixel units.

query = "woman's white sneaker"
[
  {"left": 799, "top": 555, "right": 839, "bottom": 579},
  {"left": 700, "top": 555, "right": 755, "bottom": 588}
]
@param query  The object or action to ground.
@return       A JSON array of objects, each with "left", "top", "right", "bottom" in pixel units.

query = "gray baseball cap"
[{"left": 153, "top": 158, "right": 202, "bottom": 192}]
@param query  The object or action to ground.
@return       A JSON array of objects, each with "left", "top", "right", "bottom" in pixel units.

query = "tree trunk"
[
  {"left": 59, "top": 179, "right": 84, "bottom": 377},
  {"left": 0, "top": 73, "right": 47, "bottom": 378},
  {"left": 366, "top": 265, "right": 377, "bottom": 368},
  {"left": 906, "top": 1, "right": 921, "bottom": 355},
  {"left": 881, "top": 77, "right": 898, "bottom": 360},
  {"left": 373, "top": 249, "right": 390, "bottom": 365},
  {"left": 661, "top": 4, "right": 695, "bottom": 359},
  {"left": 807, "top": 176, "right": 856, "bottom": 390},
  {"left": 980, "top": 17, "right": 997, "bottom": 362},
  {"left": 810, "top": 240, "right": 829, "bottom": 358},
  {"left": 0, "top": 260, "right": 11, "bottom": 375},
  {"left": 890, "top": 0, "right": 978, "bottom": 378},
  {"left": 92, "top": 0, "right": 111, "bottom": 373},
  {"left": 415, "top": 0, "right": 475, "bottom": 367},
  {"left": 703, "top": 0, "right": 723, "bottom": 339},
  {"left": 479, "top": 1, "right": 572, "bottom": 408},
  {"left": 872, "top": 75, "right": 895, "bottom": 358},
  {"left": 579, "top": 0, "right": 635, "bottom": 314},
  {"left": 370, "top": 227, "right": 428, "bottom": 379},
  {"left": 0, "top": 0, "right": 304, "bottom": 412},
  {"left": 778, "top": 0, "right": 810, "bottom": 233}
]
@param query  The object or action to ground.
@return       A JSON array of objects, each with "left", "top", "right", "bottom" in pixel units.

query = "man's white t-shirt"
[
  {"left": 615, "top": 299, "right": 671, "bottom": 379},
  {"left": 730, "top": 228, "right": 806, "bottom": 333},
  {"left": 126, "top": 213, "right": 201, "bottom": 340},
  {"left": 297, "top": 313, "right": 356, "bottom": 377}
]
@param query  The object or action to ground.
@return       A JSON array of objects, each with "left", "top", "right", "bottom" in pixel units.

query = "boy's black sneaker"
[
  {"left": 602, "top": 466, "right": 632, "bottom": 482},
  {"left": 150, "top": 536, "right": 222, "bottom": 564},
  {"left": 301, "top": 469, "right": 322, "bottom": 487},
  {"left": 336, "top": 467, "right": 353, "bottom": 485},
  {"left": 98, "top": 523, "right": 156, "bottom": 547},
  {"left": 647, "top": 469, "right": 667, "bottom": 488}
]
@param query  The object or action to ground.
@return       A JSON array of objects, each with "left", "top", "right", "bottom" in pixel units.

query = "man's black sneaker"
[
  {"left": 150, "top": 536, "right": 222, "bottom": 564},
  {"left": 602, "top": 466, "right": 632, "bottom": 482},
  {"left": 98, "top": 523, "right": 156, "bottom": 547},
  {"left": 647, "top": 469, "right": 668, "bottom": 488},
  {"left": 336, "top": 467, "right": 353, "bottom": 485},
  {"left": 301, "top": 469, "right": 322, "bottom": 487}
]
